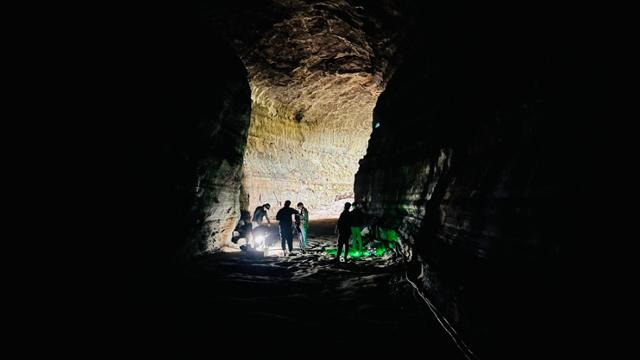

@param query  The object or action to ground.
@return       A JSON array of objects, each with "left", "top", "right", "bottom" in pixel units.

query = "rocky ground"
[{"left": 163, "top": 219, "right": 465, "bottom": 357}]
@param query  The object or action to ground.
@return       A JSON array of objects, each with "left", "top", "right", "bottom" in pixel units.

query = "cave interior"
[{"left": 124, "top": 1, "right": 602, "bottom": 358}]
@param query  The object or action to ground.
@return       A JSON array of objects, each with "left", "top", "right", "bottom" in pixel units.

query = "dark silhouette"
[
  {"left": 251, "top": 203, "right": 271, "bottom": 226},
  {"left": 350, "top": 202, "right": 365, "bottom": 226},
  {"left": 237, "top": 210, "right": 253, "bottom": 241},
  {"left": 275, "top": 200, "right": 298, "bottom": 255},
  {"left": 350, "top": 202, "right": 366, "bottom": 252},
  {"left": 251, "top": 203, "right": 271, "bottom": 249},
  {"left": 295, "top": 202, "right": 309, "bottom": 251},
  {"left": 335, "top": 202, "right": 352, "bottom": 261}
]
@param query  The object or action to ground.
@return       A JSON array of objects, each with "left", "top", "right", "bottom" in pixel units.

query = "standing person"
[
  {"left": 335, "top": 202, "right": 352, "bottom": 262},
  {"left": 350, "top": 202, "right": 365, "bottom": 253},
  {"left": 296, "top": 202, "right": 309, "bottom": 252},
  {"left": 276, "top": 200, "right": 298, "bottom": 256}
]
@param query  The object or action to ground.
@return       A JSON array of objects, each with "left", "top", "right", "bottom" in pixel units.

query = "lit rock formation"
[{"left": 213, "top": 0, "right": 403, "bottom": 217}]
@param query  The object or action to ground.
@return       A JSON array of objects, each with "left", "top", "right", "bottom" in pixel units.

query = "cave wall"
[
  {"left": 242, "top": 89, "right": 375, "bottom": 216},
  {"left": 175, "top": 39, "right": 251, "bottom": 255},
  {"left": 354, "top": 8, "right": 592, "bottom": 358},
  {"left": 210, "top": 0, "right": 405, "bottom": 216},
  {"left": 135, "top": 6, "right": 252, "bottom": 261},
  {"left": 176, "top": 43, "right": 251, "bottom": 255}
]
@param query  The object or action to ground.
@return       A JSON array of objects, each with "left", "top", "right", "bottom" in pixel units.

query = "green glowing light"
[
  {"left": 325, "top": 244, "right": 392, "bottom": 258},
  {"left": 324, "top": 227, "right": 398, "bottom": 259}
]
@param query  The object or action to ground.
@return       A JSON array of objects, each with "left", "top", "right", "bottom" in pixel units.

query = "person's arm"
[
  {"left": 292, "top": 209, "right": 299, "bottom": 224},
  {"left": 265, "top": 212, "right": 271, "bottom": 224}
]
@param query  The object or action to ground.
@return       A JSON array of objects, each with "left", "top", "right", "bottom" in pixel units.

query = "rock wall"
[
  {"left": 354, "top": 7, "right": 593, "bottom": 359},
  {"left": 242, "top": 88, "right": 373, "bottom": 216},
  {"left": 211, "top": 0, "right": 405, "bottom": 217},
  {"left": 134, "top": 7, "right": 252, "bottom": 261},
  {"left": 180, "top": 41, "right": 252, "bottom": 254}
]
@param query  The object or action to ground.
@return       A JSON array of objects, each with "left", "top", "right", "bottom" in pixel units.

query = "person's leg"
[
  {"left": 280, "top": 226, "right": 286, "bottom": 253},
  {"left": 300, "top": 226, "right": 307, "bottom": 250},
  {"left": 250, "top": 222, "right": 258, "bottom": 248},
  {"left": 344, "top": 236, "right": 350, "bottom": 261},
  {"left": 336, "top": 234, "right": 344, "bottom": 259},
  {"left": 287, "top": 229, "right": 294, "bottom": 252},
  {"left": 351, "top": 227, "right": 362, "bottom": 252},
  {"left": 295, "top": 226, "right": 302, "bottom": 250}
]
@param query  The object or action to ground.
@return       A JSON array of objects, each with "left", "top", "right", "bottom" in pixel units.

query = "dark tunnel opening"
[{"left": 119, "top": 1, "right": 605, "bottom": 359}]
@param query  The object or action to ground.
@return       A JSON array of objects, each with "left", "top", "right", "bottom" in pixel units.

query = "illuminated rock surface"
[{"left": 213, "top": 0, "right": 404, "bottom": 217}]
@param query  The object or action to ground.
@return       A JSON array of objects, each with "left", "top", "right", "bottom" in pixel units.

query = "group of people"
[
  {"left": 243, "top": 199, "right": 369, "bottom": 261},
  {"left": 251, "top": 200, "right": 309, "bottom": 255}
]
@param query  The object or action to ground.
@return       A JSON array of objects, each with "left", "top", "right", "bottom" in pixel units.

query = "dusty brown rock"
[{"left": 213, "top": 0, "right": 404, "bottom": 216}]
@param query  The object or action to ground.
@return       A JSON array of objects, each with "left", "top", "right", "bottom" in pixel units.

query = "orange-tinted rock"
[{"left": 214, "top": 1, "right": 404, "bottom": 217}]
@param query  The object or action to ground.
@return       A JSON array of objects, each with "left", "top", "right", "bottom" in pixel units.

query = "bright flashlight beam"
[{"left": 254, "top": 235, "right": 265, "bottom": 249}]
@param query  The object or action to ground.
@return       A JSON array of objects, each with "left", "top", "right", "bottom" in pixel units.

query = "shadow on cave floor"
[{"left": 164, "top": 220, "right": 466, "bottom": 358}]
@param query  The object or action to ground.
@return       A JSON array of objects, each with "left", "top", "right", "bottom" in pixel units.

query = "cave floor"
[{"left": 169, "top": 220, "right": 465, "bottom": 357}]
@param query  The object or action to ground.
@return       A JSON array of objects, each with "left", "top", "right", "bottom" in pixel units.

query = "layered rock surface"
[
  {"left": 212, "top": 0, "right": 404, "bottom": 216},
  {"left": 354, "top": 7, "right": 593, "bottom": 359}
]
